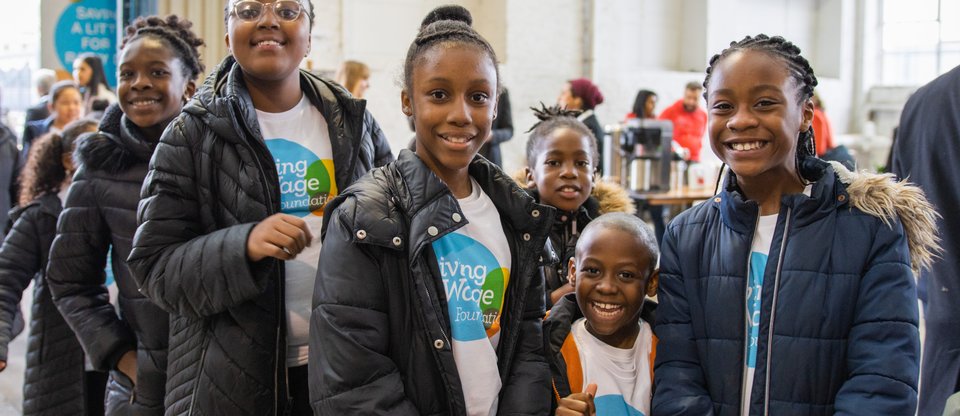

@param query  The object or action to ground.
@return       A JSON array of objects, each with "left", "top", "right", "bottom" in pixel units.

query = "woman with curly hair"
[{"left": 0, "top": 119, "right": 103, "bottom": 416}]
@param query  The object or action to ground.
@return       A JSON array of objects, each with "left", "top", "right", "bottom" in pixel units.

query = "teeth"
[
  {"left": 591, "top": 302, "right": 623, "bottom": 317},
  {"left": 560, "top": 187, "right": 577, "bottom": 192},
  {"left": 731, "top": 141, "right": 765, "bottom": 151},
  {"left": 442, "top": 136, "right": 471, "bottom": 144},
  {"left": 257, "top": 40, "right": 281, "bottom": 47},
  {"left": 132, "top": 99, "right": 158, "bottom": 105}
]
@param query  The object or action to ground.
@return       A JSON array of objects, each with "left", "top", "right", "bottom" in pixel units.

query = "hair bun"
[{"left": 421, "top": 5, "right": 472, "bottom": 28}]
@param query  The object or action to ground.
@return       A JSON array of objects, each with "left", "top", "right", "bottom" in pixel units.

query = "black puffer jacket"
[
  {"left": 47, "top": 103, "right": 168, "bottom": 414},
  {"left": 310, "top": 150, "right": 554, "bottom": 415},
  {"left": 0, "top": 194, "right": 88, "bottom": 415},
  {"left": 126, "top": 55, "right": 393, "bottom": 416}
]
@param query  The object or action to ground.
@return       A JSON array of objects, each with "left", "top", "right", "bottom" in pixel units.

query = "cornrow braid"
[
  {"left": 704, "top": 34, "right": 821, "bottom": 183},
  {"left": 525, "top": 103, "right": 599, "bottom": 168},
  {"left": 122, "top": 15, "right": 205, "bottom": 80},
  {"left": 403, "top": 5, "right": 500, "bottom": 94}
]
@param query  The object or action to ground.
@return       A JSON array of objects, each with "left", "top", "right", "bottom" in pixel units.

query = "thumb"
[
  {"left": 584, "top": 382, "right": 598, "bottom": 397},
  {"left": 584, "top": 383, "right": 598, "bottom": 415}
]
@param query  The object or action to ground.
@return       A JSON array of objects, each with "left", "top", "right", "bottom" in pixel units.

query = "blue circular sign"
[{"left": 54, "top": 0, "right": 118, "bottom": 87}]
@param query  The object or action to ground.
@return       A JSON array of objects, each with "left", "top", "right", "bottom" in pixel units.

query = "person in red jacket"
[{"left": 659, "top": 82, "right": 707, "bottom": 162}]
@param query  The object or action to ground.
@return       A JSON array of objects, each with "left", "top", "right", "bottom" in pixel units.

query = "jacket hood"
[
  {"left": 185, "top": 55, "right": 366, "bottom": 145},
  {"left": 511, "top": 169, "right": 636, "bottom": 216},
  {"left": 75, "top": 103, "right": 155, "bottom": 173},
  {"left": 829, "top": 161, "right": 941, "bottom": 273},
  {"left": 8, "top": 192, "right": 61, "bottom": 222}
]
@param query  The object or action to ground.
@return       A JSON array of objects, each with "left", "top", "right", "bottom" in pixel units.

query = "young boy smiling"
[{"left": 544, "top": 213, "right": 659, "bottom": 416}]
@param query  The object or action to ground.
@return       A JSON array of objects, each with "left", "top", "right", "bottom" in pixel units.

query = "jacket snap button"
[
  {"left": 837, "top": 194, "right": 846, "bottom": 202},
  {"left": 428, "top": 226, "right": 439, "bottom": 236},
  {"left": 392, "top": 236, "right": 402, "bottom": 246},
  {"left": 714, "top": 197, "right": 722, "bottom": 203},
  {"left": 452, "top": 213, "right": 462, "bottom": 223},
  {"left": 523, "top": 233, "right": 531, "bottom": 241},
  {"left": 433, "top": 339, "right": 444, "bottom": 349},
  {"left": 531, "top": 209, "right": 540, "bottom": 218},
  {"left": 356, "top": 230, "right": 367, "bottom": 240}
]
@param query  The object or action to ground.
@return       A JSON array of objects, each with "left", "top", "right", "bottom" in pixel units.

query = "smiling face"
[
  {"left": 570, "top": 226, "right": 657, "bottom": 348},
  {"left": 526, "top": 127, "right": 595, "bottom": 213},
  {"left": 225, "top": 0, "right": 311, "bottom": 84},
  {"left": 403, "top": 43, "right": 497, "bottom": 189},
  {"left": 706, "top": 49, "right": 813, "bottom": 184},
  {"left": 117, "top": 37, "right": 196, "bottom": 139}
]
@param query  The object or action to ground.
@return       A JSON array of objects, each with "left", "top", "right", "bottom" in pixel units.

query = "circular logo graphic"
[{"left": 54, "top": 0, "right": 118, "bottom": 87}]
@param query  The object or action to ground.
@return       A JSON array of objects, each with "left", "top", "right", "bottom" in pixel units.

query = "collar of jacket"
[
  {"left": 8, "top": 192, "right": 61, "bottom": 222},
  {"left": 346, "top": 149, "right": 557, "bottom": 258},
  {"left": 74, "top": 103, "right": 156, "bottom": 175},
  {"left": 715, "top": 159, "right": 848, "bottom": 234},
  {"left": 185, "top": 55, "right": 369, "bottom": 189}
]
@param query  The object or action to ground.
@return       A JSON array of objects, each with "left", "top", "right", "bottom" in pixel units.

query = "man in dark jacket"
[
  {"left": 127, "top": 56, "right": 392, "bottom": 416},
  {"left": 477, "top": 88, "right": 514, "bottom": 167},
  {"left": 0, "top": 122, "right": 17, "bottom": 234},
  {"left": 891, "top": 64, "right": 960, "bottom": 416}
]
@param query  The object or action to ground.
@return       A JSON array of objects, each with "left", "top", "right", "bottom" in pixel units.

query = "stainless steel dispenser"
[{"left": 604, "top": 119, "right": 675, "bottom": 193}]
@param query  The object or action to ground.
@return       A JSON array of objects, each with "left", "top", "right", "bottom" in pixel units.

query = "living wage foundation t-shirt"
[
  {"left": 571, "top": 318, "right": 655, "bottom": 416},
  {"left": 432, "top": 178, "right": 511, "bottom": 416},
  {"left": 256, "top": 95, "right": 336, "bottom": 367}
]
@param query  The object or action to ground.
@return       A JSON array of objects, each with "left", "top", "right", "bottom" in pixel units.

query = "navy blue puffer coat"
[{"left": 653, "top": 162, "right": 936, "bottom": 416}]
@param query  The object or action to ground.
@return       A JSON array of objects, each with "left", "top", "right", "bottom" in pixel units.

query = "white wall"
[{"left": 304, "top": 0, "right": 860, "bottom": 174}]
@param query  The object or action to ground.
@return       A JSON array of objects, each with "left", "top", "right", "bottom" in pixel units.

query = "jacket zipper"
[
  {"left": 739, "top": 212, "right": 761, "bottom": 416},
  {"left": 233, "top": 100, "right": 285, "bottom": 414},
  {"left": 187, "top": 329, "right": 210, "bottom": 414},
  {"left": 763, "top": 208, "right": 791, "bottom": 415}
]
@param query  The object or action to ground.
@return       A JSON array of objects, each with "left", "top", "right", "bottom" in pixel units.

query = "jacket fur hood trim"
[
  {"left": 829, "top": 161, "right": 941, "bottom": 273},
  {"left": 511, "top": 169, "right": 636, "bottom": 215}
]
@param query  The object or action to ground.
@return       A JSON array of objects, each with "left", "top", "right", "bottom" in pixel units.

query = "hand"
[
  {"left": 117, "top": 350, "right": 137, "bottom": 385},
  {"left": 550, "top": 283, "right": 576, "bottom": 306},
  {"left": 556, "top": 383, "right": 597, "bottom": 416},
  {"left": 246, "top": 213, "right": 314, "bottom": 262},
  {"left": 0, "top": 360, "right": 6, "bottom": 372}
]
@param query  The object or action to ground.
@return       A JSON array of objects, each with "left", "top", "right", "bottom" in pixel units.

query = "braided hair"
[
  {"left": 525, "top": 103, "right": 599, "bottom": 168},
  {"left": 703, "top": 34, "right": 820, "bottom": 183},
  {"left": 402, "top": 5, "right": 500, "bottom": 94},
  {"left": 121, "top": 15, "right": 205, "bottom": 81}
]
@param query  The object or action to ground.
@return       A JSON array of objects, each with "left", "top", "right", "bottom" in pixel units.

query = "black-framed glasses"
[{"left": 233, "top": 0, "right": 304, "bottom": 22}]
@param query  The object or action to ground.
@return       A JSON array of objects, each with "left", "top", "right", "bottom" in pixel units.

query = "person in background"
[
  {"left": 658, "top": 81, "right": 707, "bottom": 162},
  {"left": 0, "top": 119, "right": 105, "bottom": 416},
  {"left": 654, "top": 34, "right": 936, "bottom": 415},
  {"left": 544, "top": 213, "right": 659, "bottom": 416},
  {"left": 559, "top": 78, "right": 606, "bottom": 174},
  {"left": 478, "top": 87, "right": 514, "bottom": 167},
  {"left": 72, "top": 53, "right": 117, "bottom": 114},
  {"left": 521, "top": 104, "right": 634, "bottom": 309},
  {"left": 126, "top": 1, "right": 392, "bottom": 414},
  {"left": 891, "top": 64, "right": 960, "bottom": 416},
  {"left": 628, "top": 89, "right": 658, "bottom": 119},
  {"left": 811, "top": 93, "right": 835, "bottom": 157},
  {"left": 48, "top": 15, "right": 205, "bottom": 415},
  {"left": 310, "top": 5, "right": 551, "bottom": 414},
  {"left": 334, "top": 60, "right": 371, "bottom": 99},
  {"left": 25, "top": 69, "right": 57, "bottom": 124},
  {"left": 0, "top": 115, "right": 17, "bottom": 236},
  {"left": 21, "top": 81, "right": 83, "bottom": 164}
]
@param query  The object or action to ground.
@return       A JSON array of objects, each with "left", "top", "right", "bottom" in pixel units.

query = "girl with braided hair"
[
  {"left": 519, "top": 104, "right": 635, "bottom": 309},
  {"left": 47, "top": 15, "right": 204, "bottom": 415},
  {"left": 0, "top": 119, "right": 100, "bottom": 416},
  {"left": 310, "top": 5, "right": 552, "bottom": 415},
  {"left": 653, "top": 34, "right": 938, "bottom": 415}
]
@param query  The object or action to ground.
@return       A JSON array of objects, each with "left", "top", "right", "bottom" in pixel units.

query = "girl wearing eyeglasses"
[{"left": 127, "top": 1, "right": 393, "bottom": 415}]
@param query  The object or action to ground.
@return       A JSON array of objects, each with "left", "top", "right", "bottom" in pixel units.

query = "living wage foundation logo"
[
  {"left": 265, "top": 139, "right": 337, "bottom": 217},
  {"left": 433, "top": 234, "right": 509, "bottom": 341}
]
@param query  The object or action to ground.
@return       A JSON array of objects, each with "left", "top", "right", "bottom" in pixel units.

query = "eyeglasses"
[{"left": 232, "top": 1, "right": 304, "bottom": 22}]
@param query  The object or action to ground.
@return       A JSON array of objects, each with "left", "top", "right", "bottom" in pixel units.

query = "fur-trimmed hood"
[
  {"left": 512, "top": 169, "right": 636, "bottom": 216},
  {"left": 74, "top": 103, "right": 156, "bottom": 174},
  {"left": 829, "top": 161, "right": 941, "bottom": 273}
]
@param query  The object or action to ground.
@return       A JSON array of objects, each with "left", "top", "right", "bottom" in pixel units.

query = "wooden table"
[{"left": 630, "top": 186, "right": 717, "bottom": 206}]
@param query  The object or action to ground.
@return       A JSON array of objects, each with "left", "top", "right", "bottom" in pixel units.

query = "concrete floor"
[{"left": 0, "top": 298, "right": 28, "bottom": 415}]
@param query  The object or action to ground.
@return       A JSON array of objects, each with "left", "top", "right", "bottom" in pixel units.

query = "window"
[{"left": 880, "top": 0, "right": 960, "bottom": 85}]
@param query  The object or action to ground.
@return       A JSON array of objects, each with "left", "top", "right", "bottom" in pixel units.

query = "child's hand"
[
  {"left": 556, "top": 383, "right": 597, "bottom": 416},
  {"left": 246, "top": 214, "right": 314, "bottom": 262},
  {"left": 550, "top": 283, "right": 576, "bottom": 305}
]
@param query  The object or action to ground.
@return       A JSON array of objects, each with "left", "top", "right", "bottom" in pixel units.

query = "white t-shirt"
[
  {"left": 432, "top": 178, "right": 511, "bottom": 416},
  {"left": 571, "top": 318, "right": 655, "bottom": 416},
  {"left": 741, "top": 213, "right": 777, "bottom": 415},
  {"left": 256, "top": 95, "right": 335, "bottom": 367}
]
